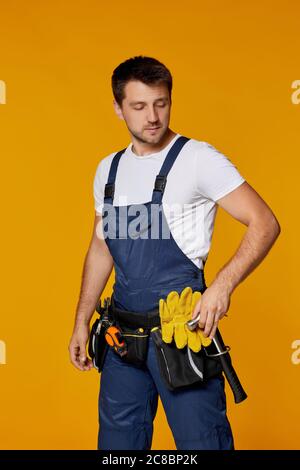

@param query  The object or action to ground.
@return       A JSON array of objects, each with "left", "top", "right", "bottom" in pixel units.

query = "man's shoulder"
[
  {"left": 98, "top": 151, "right": 116, "bottom": 166},
  {"left": 95, "top": 148, "right": 124, "bottom": 175},
  {"left": 182, "top": 136, "right": 220, "bottom": 160},
  {"left": 186, "top": 135, "right": 216, "bottom": 150}
]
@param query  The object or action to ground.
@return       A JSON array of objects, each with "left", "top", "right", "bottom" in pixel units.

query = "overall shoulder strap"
[
  {"left": 151, "top": 136, "right": 190, "bottom": 204},
  {"left": 104, "top": 148, "right": 127, "bottom": 204}
]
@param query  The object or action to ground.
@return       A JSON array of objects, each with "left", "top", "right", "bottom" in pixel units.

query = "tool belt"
[
  {"left": 109, "top": 296, "right": 223, "bottom": 390},
  {"left": 88, "top": 296, "right": 247, "bottom": 402},
  {"left": 88, "top": 296, "right": 223, "bottom": 387}
]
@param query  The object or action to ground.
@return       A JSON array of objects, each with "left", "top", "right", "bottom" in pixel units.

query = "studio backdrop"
[{"left": 0, "top": 0, "right": 299, "bottom": 450}]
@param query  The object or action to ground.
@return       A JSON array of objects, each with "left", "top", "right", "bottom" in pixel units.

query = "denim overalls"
[{"left": 98, "top": 136, "right": 234, "bottom": 450}]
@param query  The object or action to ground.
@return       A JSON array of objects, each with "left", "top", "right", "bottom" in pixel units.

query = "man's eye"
[{"left": 133, "top": 103, "right": 166, "bottom": 110}]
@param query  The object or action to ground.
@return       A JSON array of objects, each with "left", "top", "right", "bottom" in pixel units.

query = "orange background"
[{"left": 0, "top": 0, "right": 299, "bottom": 450}]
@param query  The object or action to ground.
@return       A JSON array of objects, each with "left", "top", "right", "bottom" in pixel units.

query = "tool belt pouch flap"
[
  {"left": 150, "top": 329, "right": 222, "bottom": 391},
  {"left": 88, "top": 317, "right": 109, "bottom": 372},
  {"left": 117, "top": 324, "right": 149, "bottom": 368}
]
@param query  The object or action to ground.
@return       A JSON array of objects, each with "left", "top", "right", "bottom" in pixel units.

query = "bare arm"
[
  {"left": 74, "top": 213, "right": 113, "bottom": 328},
  {"left": 213, "top": 181, "right": 281, "bottom": 293},
  {"left": 192, "top": 181, "right": 281, "bottom": 339},
  {"left": 69, "top": 212, "right": 113, "bottom": 371}
]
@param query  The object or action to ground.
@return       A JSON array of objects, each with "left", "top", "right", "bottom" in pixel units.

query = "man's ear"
[{"left": 113, "top": 99, "right": 124, "bottom": 120}]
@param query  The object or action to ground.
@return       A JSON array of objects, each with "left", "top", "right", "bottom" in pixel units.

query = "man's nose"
[{"left": 147, "top": 107, "right": 159, "bottom": 123}]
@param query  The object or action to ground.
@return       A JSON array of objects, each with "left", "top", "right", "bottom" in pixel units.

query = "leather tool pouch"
[
  {"left": 116, "top": 325, "right": 149, "bottom": 367},
  {"left": 109, "top": 298, "right": 156, "bottom": 368},
  {"left": 150, "top": 328, "right": 223, "bottom": 391},
  {"left": 88, "top": 314, "right": 109, "bottom": 373}
]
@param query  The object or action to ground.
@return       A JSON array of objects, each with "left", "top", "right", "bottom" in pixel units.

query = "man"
[{"left": 68, "top": 56, "right": 281, "bottom": 450}]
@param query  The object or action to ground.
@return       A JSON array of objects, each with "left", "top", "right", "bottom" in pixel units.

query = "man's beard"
[{"left": 129, "top": 126, "right": 167, "bottom": 145}]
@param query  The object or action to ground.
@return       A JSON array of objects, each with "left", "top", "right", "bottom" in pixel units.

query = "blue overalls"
[{"left": 98, "top": 136, "right": 234, "bottom": 450}]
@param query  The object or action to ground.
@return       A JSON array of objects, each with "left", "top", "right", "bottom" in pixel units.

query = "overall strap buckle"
[
  {"left": 154, "top": 175, "right": 167, "bottom": 193},
  {"left": 104, "top": 183, "right": 115, "bottom": 199}
]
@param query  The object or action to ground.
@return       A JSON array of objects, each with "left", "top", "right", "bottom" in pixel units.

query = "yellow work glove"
[{"left": 159, "top": 286, "right": 212, "bottom": 353}]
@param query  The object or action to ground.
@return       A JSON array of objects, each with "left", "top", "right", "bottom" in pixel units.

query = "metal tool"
[
  {"left": 186, "top": 316, "right": 247, "bottom": 404},
  {"left": 100, "top": 297, "right": 127, "bottom": 357},
  {"left": 187, "top": 312, "right": 228, "bottom": 332}
]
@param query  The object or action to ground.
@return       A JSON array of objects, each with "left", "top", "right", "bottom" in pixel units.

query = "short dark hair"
[{"left": 111, "top": 55, "right": 172, "bottom": 106}]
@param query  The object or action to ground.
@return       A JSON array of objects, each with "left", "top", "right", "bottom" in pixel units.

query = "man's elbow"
[
  {"left": 270, "top": 214, "right": 281, "bottom": 238},
  {"left": 260, "top": 212, "right": 281, "bottom": 241},
  {"left": 250, "top": 210, "right": 281, "bottom": 239}
]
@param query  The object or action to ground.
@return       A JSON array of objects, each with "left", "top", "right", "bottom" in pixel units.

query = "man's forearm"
[
  {"left": 73, "top": 245, "right": 113, "bottom": 330},
  {"left": 213, "top": 214, "right": 281, "bottom": 294}
]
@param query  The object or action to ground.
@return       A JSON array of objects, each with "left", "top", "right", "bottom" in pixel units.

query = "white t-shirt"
[{"left": 93, "top": 133, "right": 246, "bottom": 269}]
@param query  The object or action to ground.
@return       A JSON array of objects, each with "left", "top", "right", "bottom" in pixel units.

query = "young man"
[{"left": 69, "top": 56, "right": 281, "bottom": 450}]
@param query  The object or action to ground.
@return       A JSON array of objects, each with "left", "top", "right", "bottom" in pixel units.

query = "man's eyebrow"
[{"left": 129, "top": 97, "right": 168, "bottom": 105}]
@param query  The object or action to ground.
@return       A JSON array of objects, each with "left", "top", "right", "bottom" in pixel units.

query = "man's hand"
[
  {"left": 69, "top": 324, "right": 93, "bottom": 371},
  {"left": 191, "top": 281, "right": 231, "bottom": 340}
]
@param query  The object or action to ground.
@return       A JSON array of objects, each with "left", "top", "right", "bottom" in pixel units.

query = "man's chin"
[
  {"left": 143, "top": 128, "right": 165, "bottom": 141},
  {"left": 130, "top": 127, "right": 167, "bottom": 145}
]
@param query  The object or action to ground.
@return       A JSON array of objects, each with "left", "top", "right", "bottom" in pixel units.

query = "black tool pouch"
[
  {"left": 109, "top": 297, "right": 159, "bottom": 368},
  {"left": 150, "top": 328, "right": 223, "bottom": 391},
  {"left": 88, "top": 315, "right": 109, "bottom": 372},
  {"left": 114, "top": 324, "right": 149, "bottom": 368}
]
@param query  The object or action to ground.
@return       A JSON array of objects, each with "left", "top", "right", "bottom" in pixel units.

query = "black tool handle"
[{"left": 213, "top": 329, "right": 247, "bottom": 404}]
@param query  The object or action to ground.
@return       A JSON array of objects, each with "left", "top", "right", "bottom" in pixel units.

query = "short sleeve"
[
  {"left": 93, "top": 160, "right": 105, "bottom": 215},
  {"left": 196, "top": 143, "right": 246, "bottom": 202}
]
